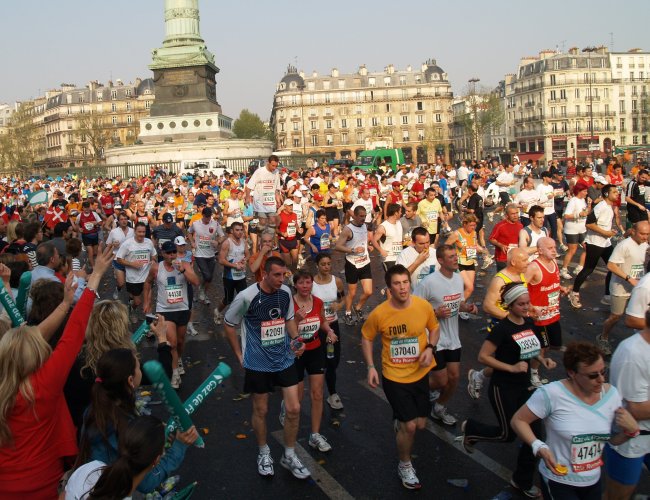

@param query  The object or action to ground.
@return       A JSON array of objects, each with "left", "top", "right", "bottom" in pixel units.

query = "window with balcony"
[
  {"left": 325, "top": 120, "right": 332, "bottom": 129},
  {"left": 341, "top": 132, "right": 348, "bottom": 144},
  {"left": 402, "top": 131, "right": 409, "bottom": 141},
  {"left": 435, "top": 114, "right": 442, "bottom": 123},
  {"left": 326, "top": 134, "right": 333, "bottom": 145},
  {"left": 620, "top": 118, "right": 626, "bottom": 132},
  {"left": 310, "top": 121, "right": 317, "bottom": 130},
  {"left": 311, "top": 135, "right": 318, "bottom": 146},
  {"left": 293, "top": 122, "right": 299, "bottom": 131},
  {"left": 111, "top": 103, "right": 117, "bottom": 112},
  {"left": 293, "top": 138, "right": 300, "bottom": 147},
  {"left": 620, "top": 101, "right": 625, "bottom": 113},
  {"left": 417, "top": 115, "right": 424, "bottom": 124},
  {"left": 402, "top": 116, "right": 409, "bottom": 125},
  {"left": 356, "top": 118, "right": 363, "bottom": 127},
  {"left": 111, "top": 116, "right": 117, "bottom": 125},
  {"left": 371, "top": 117, "right": 379, "bottom": 126},
  {"left": 127, "top": 115, "right": 133, "bottom": 124},
  {"left": 356, "top": 132, "right": 363, "bottom": 144}
]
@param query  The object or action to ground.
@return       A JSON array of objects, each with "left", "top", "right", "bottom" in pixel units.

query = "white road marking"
[
  {"left": 358, "top": 380, "right": 514, "bottom": 482},
  {"left": 271, "top": 430, "right": 355, "bottom": 500}
]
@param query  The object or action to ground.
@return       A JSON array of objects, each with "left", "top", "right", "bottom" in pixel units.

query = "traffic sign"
[{"left": 589, "top": 144, "right": 600, "bottom": 151}]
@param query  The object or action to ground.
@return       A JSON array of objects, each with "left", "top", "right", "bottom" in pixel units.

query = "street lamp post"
[
  {"left": 468, "top": 77, "right": 480, "bottom": 160},
  {"left": 582, "top": 47, "right": 597, "bottom": 155}
]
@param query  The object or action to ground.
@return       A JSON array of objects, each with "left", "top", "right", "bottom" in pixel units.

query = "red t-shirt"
[
  {"left": 278, "top": 211, "right": 298, "bottom": 240},
  {"left": 489, "top": 219, "right": 523, "bottom": 262},
  {"left": 295, "top": 296, "right": 324, "bottom": 350},
  {"left": 528, "top": 259, "right": 561, "bottom": 326}
]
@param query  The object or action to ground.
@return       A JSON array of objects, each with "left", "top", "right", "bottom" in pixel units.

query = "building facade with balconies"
[
  {"left": 610, "top": 49, "right": 650, "bottom": 148},
  {"left": 505, "top": 47, "right": 617, "bottom": 164},
  {"left": 270, "top": 60, "right": 454, "bottom": 164}
]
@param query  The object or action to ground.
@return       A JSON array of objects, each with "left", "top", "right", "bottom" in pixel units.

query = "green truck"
[{"left": 353, "top": 148, "right": 405, "bottom": 172}]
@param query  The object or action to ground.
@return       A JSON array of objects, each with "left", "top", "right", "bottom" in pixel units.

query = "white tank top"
[
  {"left": 225, "top": 237, "right": 247, "bottom": 280},
  {"left": 380, "top": 220, "right": 403, "bottom": 262},
  {"left": 345, "top": 222, "right": 370, "bottom": 268},
  {"left": 312, "top": 275, "right": 338, "bottom": 323},
  {"left": 156, "top": 263, "right": 189, "bottom": 312}
]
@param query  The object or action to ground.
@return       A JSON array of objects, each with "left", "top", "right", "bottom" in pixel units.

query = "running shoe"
[
  {"left": 487, "top": 212, "right": 494, "bottom": 222},
  {"left": 308, "top": 433, "right": 332, "bottom": 452},
  {"left": 280, "top": 453, "right": 310, "bottom": 479},
  {"left": 510, "top": 479, "right": 541, "bottom": 498},
  {"left": 559, "top": 243, "right": 569, "bottom": 252},
  {"left": 170, "top": 372, "right": 181, "bottom": 389},
  {"left": 559, "top": 267, "right": 572, "bottom": 280},
  {"left": 213, "top": 308, "right": 222, "bottom": 325},
  {"left": 112, "top": 289, "right": 119, "bottom": 300},
  {"left": 343, "top": 311, "right": 355, "bottom": 326},
  {"left": 198, "top": 286, "right": 206, "bottom": 303},
  {"left": 203, "top": 294, "right": 211, "bottom": 305},
  {"left": 129, "top": 306, "right": 138, "bottom": 325},
  {"left": 429, "top": 390, "right": 440, "bottom": 403},
  {"left": 187, "top": 322, "right": 199, "bottom": 336},
  {"left": 327, "top": 394, "right": 344, "bottom": 410},
  {"left": 572, "top": 265, "right": 584, "bottom": 275},
  {"left": 457, "top": 420, "right": 475, "bottom": 454},
  {"left": 431, "top": 404, "right": 457, "bottom": 426},
  {"left": 397, "top": 463, "right": 421, "bottom": 490},
  {"left": 279, "top": 400, "right": 286, "bottom": 427},
  {"left": 459, "top": 311, "right": 470, "bottom": 321},
  {"left": 601, "top": 295, "right": 611, "bottom": 306},
  {"left": 354, "top": 307, "right": 365, "bottom": 322},
  {"left": 529, "top": 372, "right": 548, "bottom": 388},
  {"left": 481, "top": 254, "right": 494, "bottom": 270},
  {"left": 177, "top": 359, "right": 185, "bottom": 376},
  {"left": 596, "top": 334, "right": 612, "bottom": 355},
  {"left": 257, "top": 451, "right": 274, "bottom": 477},
  {"left": 568, "top": 291, "right": 582, "bottom": 309},
  {"left": 467, "top": 368, "right": 483, "bottom": 400}
]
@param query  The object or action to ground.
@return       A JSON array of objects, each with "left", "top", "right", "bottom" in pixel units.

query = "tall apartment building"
[
  {"left": 39, "top": 79, "right": 154, "bottom": 168},
  {"left": 610, "top": 49, "right": 650, "bottom": 148},
  {"left": 505, "top": 47, "right": 617, "bottom": 165},
  {"left": 270, "top": 60, "right": 454, "bottom": 164}
]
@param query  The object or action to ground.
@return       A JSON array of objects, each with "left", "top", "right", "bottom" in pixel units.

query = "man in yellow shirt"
[
  {"left": 361, "top": 264, "right": 439, "bottom": 491},
  {"left": 416, "top": 187, "right": 445, "bottom": 245}
]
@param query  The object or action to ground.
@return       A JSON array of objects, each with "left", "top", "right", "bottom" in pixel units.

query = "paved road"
[{"left": 100, "top": 218, "right": 649, "bottom": 499}]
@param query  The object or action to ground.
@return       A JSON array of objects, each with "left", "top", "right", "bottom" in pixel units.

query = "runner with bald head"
[
  {"left": 467, "top": 247, "right": 529, "bottom": 399},
  {"left": 524, "top": 237, "right": 570, "bottom": 388}
]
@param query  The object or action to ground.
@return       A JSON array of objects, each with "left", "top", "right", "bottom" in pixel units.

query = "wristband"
[
  {"left": 367, "top": 364, "right": 375, "bottom": 370},
  {"left": 531, "top": 439, "right": 549, "bottom": 457},
  {"left": 624, "top": 428, "right": 640, "bottom": 438},
  {"left": 425, "top": 343, "right": 436, "bottom": 353}
]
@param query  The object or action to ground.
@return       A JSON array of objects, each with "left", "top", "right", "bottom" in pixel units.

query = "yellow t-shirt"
[
  {"left": 417, "top": 198, "right": 442, "bottom": 235},
  {"left": 362, "top": 296, "right": 439, "bottom": 383}
]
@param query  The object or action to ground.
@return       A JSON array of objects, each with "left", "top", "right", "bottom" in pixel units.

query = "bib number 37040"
[{"left": 389, "top": 337, "right": 420, "bottom": 364}]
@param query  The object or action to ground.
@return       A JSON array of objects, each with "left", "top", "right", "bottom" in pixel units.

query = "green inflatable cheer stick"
[
  {"left": 0, "top": 280, "right": 25, "bottom": 326},
  {"left": 15, "top": 271, "right": 31, "bottom": 317},
  {"left": 142, "top": 360, "right": 205, "bottom": 448},
  {"left": 131, "top": 320, "right": 151, "bottom": 345},
  {"left": 172, "top": 481, "right": 197, "bottom": 500},
  {"left": 165, "top": 362, "right": 232, "bottom": 435}
]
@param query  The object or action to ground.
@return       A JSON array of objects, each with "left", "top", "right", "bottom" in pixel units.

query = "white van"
[{"left": 180, "top": 159, "right": 230, "bottom": 178}]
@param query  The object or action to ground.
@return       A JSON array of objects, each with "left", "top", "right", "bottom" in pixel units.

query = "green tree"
[
  {"left": 76, "top": 112, "right": 111, "bottom": 162},
  {"left": 460, "top": 86, "right": 505, "bottom": 160},
  {"left": 8, "top": 102, "right": 41, "bottom": 172},
  {"left": 232, "top": 109, "right": 271, "bottom": 139}
]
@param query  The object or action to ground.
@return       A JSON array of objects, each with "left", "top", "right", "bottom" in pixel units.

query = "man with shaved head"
[
  {"left": 467, "top": 247, "right": 529, "bottom": 399},
  {"left": 599, "top": 221, "right": 650, "bottom": 354},
  {"left": 525, "top": 237, "right": 570, "bottom": 387}
]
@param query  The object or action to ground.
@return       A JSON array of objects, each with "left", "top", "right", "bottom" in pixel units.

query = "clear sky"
[{"left": 1, "top": 0, "right": 648, "bottom": 121}]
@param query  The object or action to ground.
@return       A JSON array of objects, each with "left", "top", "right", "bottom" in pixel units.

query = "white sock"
[
  {"left": 399, "top": 460, "right": 412, "bottom": 468},
  {"left": 259, "top": 444, "right": 270, "bottom": 455},
  {"left": 284, "top": 446, "right": 296, "bottom": 458}
]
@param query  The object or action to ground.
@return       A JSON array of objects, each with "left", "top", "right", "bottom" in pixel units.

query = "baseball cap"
[
  {"left": 292, "top": 191, "right": 303, "bottom": 198},
  {"left": 161, "top": 241, "right": 176, "bottom": 253},
  {"left": 594, "top": 175, "right": 607, "bottom": 184},
  {"left": 573, "top": 182, "right": 589, "bottom": 195},
  {"left": 202, "top": 207, "right": 214, "bottom": 216},
  {"left": 392, "top": 181, "right": 401, "bottom": 188},
  {"left": 299, "top": 185, "right": 309, "bottom": 191},
  {"left": 174, "top": 236, "right": 187, "bottom": 246},
  {"left": 231, "top": 188, "right": 240, "bottom": 195},
  {"left": 283, "top": 199, "right": 293, "bottom": 205},
  {"left": 314, "top": 193, "right": 324, "bottom": 201},
  {"left": 162, "top": 213, "right": 173, "bottom": 223}
]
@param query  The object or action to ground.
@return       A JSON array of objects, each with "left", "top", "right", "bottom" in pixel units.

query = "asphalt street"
[{"left": 98, "top": 214, "right": 650, "bottom": 500}]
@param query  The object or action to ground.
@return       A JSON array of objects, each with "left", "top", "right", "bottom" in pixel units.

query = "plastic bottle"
[{"left": 327, "top": 342, "right": 335, "bottom": 359}]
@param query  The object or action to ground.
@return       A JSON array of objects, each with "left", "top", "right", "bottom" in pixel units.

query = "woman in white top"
[
  {"left": 65, "top": 415, "right": 166, "bottom": 500},
  {"left": 560, "top": 183, "right": 590, "bottom": 280},
  {"left": 511, "top": 341, "right": 639, "bottom": 500}
]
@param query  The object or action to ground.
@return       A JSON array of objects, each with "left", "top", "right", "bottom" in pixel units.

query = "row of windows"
[
  {"left": 278, "top": 129, "right": 437, "bottom": 149},
  {"left": 278, "top": 102, "right": 446, "bottom": 119},
  {"left": 279, "top": 74, "right": 446, "bottom": 92},
  {"left": 277, "top": 114, "right": 445, "bottom": 132},
  {"left": 277, "top": 88, "right": 450, "bottom": 106}
]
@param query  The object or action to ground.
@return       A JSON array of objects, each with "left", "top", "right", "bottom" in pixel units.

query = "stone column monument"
[{"left": 140, "top": 0, "right": 232, "bottom": 141}]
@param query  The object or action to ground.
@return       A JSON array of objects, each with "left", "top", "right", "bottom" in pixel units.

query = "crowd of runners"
[{"left": 0, "top": 153, "right": 648, "bottom": 499}]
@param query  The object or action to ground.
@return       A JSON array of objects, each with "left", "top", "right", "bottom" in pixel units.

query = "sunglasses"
[
  {"left": 579, "top": 369, "right": 607, "bottom": 380},
  {"left": 164, "top": 250, "right": 178, "bottom": 255}
]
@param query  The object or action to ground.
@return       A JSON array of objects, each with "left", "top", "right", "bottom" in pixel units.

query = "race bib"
[
  {"left": 548, "top": 291, "right": 560, "bottom": 308},
  {"left": 320, "top": 233, "right": 330, "bottom": 250},
  {"left": 570, "top": 434, "right": 609, "bottom": 472},
  {"left": 391, "top": 241, "right": 403, "bottom": 256},
  {"left": 138, "top": 216, "right": 148, "bottom": 225},
  {"left": 630, "top": 264, "right": 644, "bottom": 279},
  {"left": 554, "top": 188, "right": 565, "bottom": 198},
  {"left": 426, "top": 210, "right": 439, "bottom": 222},
  {"left": 198, "top": 235, "right": 212, "bottom": 250},
  {"left": 390, "top": 337, "right": 420, "bottom": 364},
  {"left": 442, "top": 293, "right": 462, "bottom": 318},
  {"left": 466, "top": 246, "right": 477, "bottom": 260},
  {"left": 298, "top": 317, "right": 320, "bottom": 341},
  {"left": 166, "top": 285, "right": 183, "bottom": 304},
  {"left": 512, "top": 329, "right": 541, "bottom": 360},
  {"left": 84, "top": 222, "right": 95, "bottom": 231},
  {"left": 262, "top": 186, "right": 275, "bottom": 207},
  {"left": 323, "top": 301, "right": 337, "bottom": 322},
  {"left": 133, "top": 250, "right": 150, "bottom": 262},
  {"left": 231, "top": 264, "right": 246, "bottom": 281},
  {"left": 352, "top": 250, "right": 370, "bottom": 268},
  {"left": 261, "top": 319, "right": 286, "bottom": 347},
  {"left": 402, "top": 192, "right": 409, "bottom": 204},
  {"left": 287, "top": 223, "right": 297, "bottom": 237}
]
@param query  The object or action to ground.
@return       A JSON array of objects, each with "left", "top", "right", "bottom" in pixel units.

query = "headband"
[{"left": 503, "top": 285, "right": 528, "bottom": 307}]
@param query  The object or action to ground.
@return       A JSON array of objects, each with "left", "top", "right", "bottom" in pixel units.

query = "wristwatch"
[{"left": 425, "top": 343, "right": 436, "bottom": 353}]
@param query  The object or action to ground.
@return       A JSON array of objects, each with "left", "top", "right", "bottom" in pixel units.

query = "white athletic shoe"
[
  {"left": 198, "top": 287, "right": 206, "bottom": 303},
  {"left": 308, "top": 433, "right": 332, "bottom": 452},
  {"left": 170, "top": 371, "right": 181, "bottom": 389},
  {"left": 177, "top": 359, "right": 185, "bottom": 376},
  {"left": 280, "top": 453, "right": 310, "bottom": 479},
  {"left": 213, "top": 309, "right": 223, "bottom": 325},
  {"left": 559, "top": 268, "right": 572, "bottom": 280},
  {"left": 257, "top": 451, "right": 274, "bottom": 477},
  {"left": 187, "top": 322, "right": 199, "bottom": 336}
]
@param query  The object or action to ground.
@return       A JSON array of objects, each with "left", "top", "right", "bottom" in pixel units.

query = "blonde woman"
[{"left": 0, "top": 245, "right": 113, "bottom": 499}]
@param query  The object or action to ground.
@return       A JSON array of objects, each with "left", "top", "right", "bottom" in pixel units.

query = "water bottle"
[{"left": 327, "top": 342, "right": 335, "bottom": 359}]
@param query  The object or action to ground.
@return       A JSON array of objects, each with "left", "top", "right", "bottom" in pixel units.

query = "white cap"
[
  {"left": 594, "top": 175, "right": 608, "bottom": 184},
  {"left": 174, "top": 236, "right": 187, "bottom": 245},
  {"left": 299, "top": 185, "right": 309, "bottom": 191},
  {"left": 292, "top": 190, "right": 303, "bottom": 198},
  {"left": 283, "top": 198, "right": 293, "bottom": 205}
]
